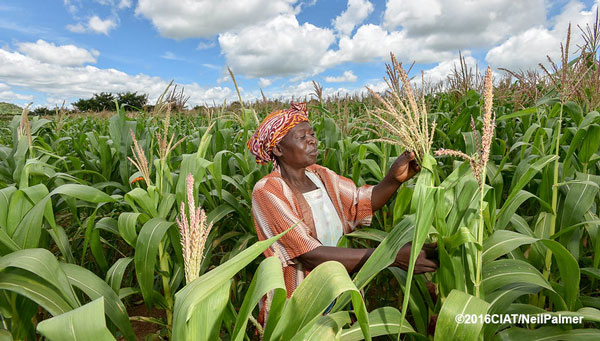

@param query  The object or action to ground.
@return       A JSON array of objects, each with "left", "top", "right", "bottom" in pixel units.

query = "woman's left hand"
[{"left": 388, "top": 151, "right": 421, "bottom": 184}]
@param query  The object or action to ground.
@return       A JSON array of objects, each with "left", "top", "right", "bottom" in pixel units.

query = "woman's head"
[
  {"left": 272, "top": 121, "right": 318, "bottom": 168},
  {"left": 247, "top": 103, "right": 314, "bottom": 166}
]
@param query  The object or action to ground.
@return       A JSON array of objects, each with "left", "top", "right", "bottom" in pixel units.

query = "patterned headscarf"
[{"left": 247, "top": 102, "right": 309, "bottom": 164}]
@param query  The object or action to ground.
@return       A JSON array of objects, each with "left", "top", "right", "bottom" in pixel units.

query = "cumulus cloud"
[
  {"left": 67, "top": 15, "right": 117, "bottom": 35},
  {"left": 0, "top": 90, "right": 34, "bottom": 102},
  {"left": 259, "top": 78, "right": 273, "bottom": 88},
  {"left": 383, "top": 0, "right": 545, "bottom": 51},
  {"left": 66, "top": 23, "right": 86, "bottom": 33},
  {"left": 16, "top": 40, "right": 99, "bottom": 66},
  {"left": 219, "top": 15, "right": 335, "bottom": 78},
  {"left": 88, "top": 15, "right": 117, "bottom": 34},
  {"left": 422, "top": 53, "right": 479, "bottom": 83},
  {"left": 321, "top": 24, "right": 453, "bottom": 68},
  {"left": 264, "top": 80, "right": 351, "bottom": 100},
  {"left": 0, "top": 48, "right": 234, "bottom": 107},
  {"left": 118, "top": 0, "right": 132, "bottom": 9},
  {"left": 325, "top": 70, "right": 357, "bottom": 83},
  {"left": 332, "top": 0, "right": 374, "bottom": 36},
  {"left": 135, "top": 0, "right": 297, "bottom": 39},
  {"left": 0, "top": 83, "right": 34, "bottom": 102},
  {"left": 196, "top": 41, "right": 216, "bottom": 50},
  {"left": 486, "top": 0, "right": 598, "bottom": 71}
]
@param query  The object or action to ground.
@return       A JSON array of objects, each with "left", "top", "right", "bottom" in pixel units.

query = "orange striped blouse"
[{"left": 251, "top": 163, "right": 374, "bottom": 297}]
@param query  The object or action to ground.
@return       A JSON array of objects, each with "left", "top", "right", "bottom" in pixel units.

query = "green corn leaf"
[
  {"left": 559, "top": 174, "right": 600, "bottom": 244},
  {"left": 399, "top": 153, "right": 436, "bottom": 339},
  {"left": 105, "top": 257, "right": 133, "bottom": 294},
  {"left": 0, "top": 248, "right": 79, "bottom": 308},
  {"left": 497, "top": 107, "right": 538, "bottom": 121},
  {"left": 13, "top": 184, "right": 115, "bottom": 249},
  {"left": 0, "top": 228, "right": 19, "bottom": 255},
  {"left": 36, "top": 297, "right": 115, "bottom": 341},
  {"left": 232, "top": 256, "right": 286, "bottom": 341},
  {"left": 124, "top": 188, "right": 159, "bottom": 218},
  {"left": 343, "top": 228, "right": 389, "bottom": 243},
  {"left": 134, "top": 217, "right": 174, "bottom": 308},
  {"left": 0, "top": 271, "right": 73, "bottom": 316},
  {"left": 332, "top": 217, "right": 413, "bottom": 312},
  {"left": 172, "top": 226, "right": 292, "bottom": 341},
  {"left": 482, "top": 259, "right": 553, "bottom": 294},
  {"left": 61, "top": 263, "right": 135, "bottom": 341},
  {"left": 118, "top": 212, "right": 142, "bottom": 247},
  {"left": 434, "top": 290, "right": 490, "bottom": 341},
  {"left": 388, "top": 268, "right": 429, "bottom": 334},
  {"left": 392, "top": 186, "right": 412, "bottom": 226},
  {"left": 494, "top": 326, "right": 600, "bottom": 340},
  {"left": 95, "top": 217, "right": 119, "bottom": 235},
  {"left": 300, "top": 311, "right": 351, "bottom": 341},
  {"left": 269, "top": 261, "right": 370, "bottom": 341},
  {"left": 496, "top": 190, "right": 545, "bottom": 230},
  {"left": 483, "top": 284, "right": 541, "bottom": 340},
  {"left": 540, "top": 239, "right": 580, "bottom": 310},
  {"left": 186, "top": 280, "right": 232, "bottom": 340},
  {"left": 340, "top": 307, "right": 415, "bottom": 341},
  {"left": 482, "top": 230, "right": 538, "bottom": 264},
  {"left": 0, "top": 186, "right": 16, "bottom": 230}
]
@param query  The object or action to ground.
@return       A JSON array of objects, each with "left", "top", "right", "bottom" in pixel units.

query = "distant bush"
[
  {"left": 72, "top": 92, "right": 148, "bottom": 112},
  {"left": 32, "top": 107, "right": 54, "bottom": 116},
  {"left": 0, "top": 102, "right": 23, "bottom": 115}
]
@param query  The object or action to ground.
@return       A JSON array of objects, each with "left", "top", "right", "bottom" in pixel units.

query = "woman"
[{"left": 248, "top": 103, "right": 437, "bottom": 298}]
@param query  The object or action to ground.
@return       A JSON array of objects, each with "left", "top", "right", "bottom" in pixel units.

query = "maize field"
[{"left": 0, "top": 22, "right": 600, "bottom": 341}]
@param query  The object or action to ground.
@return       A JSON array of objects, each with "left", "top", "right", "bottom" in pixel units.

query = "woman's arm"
[
  {"left": 297, "top": 243, "right": 438, "bottom": 274},
  {"left": 371, "top": 151, "right": 420, "bottom": 212}
]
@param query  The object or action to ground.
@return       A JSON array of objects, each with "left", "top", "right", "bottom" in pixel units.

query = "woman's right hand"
[{"left": 392, "top": 242, "right": 438, "bottom": 274}]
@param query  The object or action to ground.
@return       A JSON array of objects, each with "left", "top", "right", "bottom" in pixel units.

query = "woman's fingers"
[
  {"left": 423, "top": 242, "right": 438, "bottom": 260},
  {"left": 419, "top": 257, "right": 438, "bottom": 269}
]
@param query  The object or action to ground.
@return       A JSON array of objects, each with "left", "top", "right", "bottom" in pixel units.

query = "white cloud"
[
  {"left": 422, "top": 53, "right": 479, "bottom": 83},
  {"left": 262, "top": 80, "right": 354, "bottom": 101},
  {"left": 219, "top": 15, "right": 335, "bottom": 78},
  {"left": 136, "top": 0, "right": 297, "bottom": 39},
  {"left": 325, "top": 70, "right": 357, "bottom": 83},
  {"left": 486, "top": 0, "right": 598, "bottom": 71},
  {"left": 321, "top": 24, "right": 452, "bottom": 68},
  {"left": 0, "top": 48, "right": 234, "bottom": 107},
  {"left": 202, "top": 63, "right": 220, "bottom": 70},
  {"left": 196, "top": 41, "right": 216, "bottom": 50},
  {"left": 364, "top": 80, "right": 388, "bottom": 93},
  {"left": 383, "top": 0, "right": 545, "bottom": 51},
  {"left": 16, "top": 40, "right": 99, "bottom": 66},
  {"left": 332, "top": 0, "right": 374, "bottom": 36},
  {"left": 259, "top": 78, "right": 273, "bottom": 88},
  {"left": 485, "top": 27, "right": 558, "bottom": 71},
  {"left": 88, "top": 15, "right": 117, "bottom": 35},
  {"left": 66, "top": 15, "right": 118, "bottom": 35},
  {"left": 0, "top": 90, "right": 34, "bottom": 102},
  {"left": 0, "top": 83, "right": 34, "bottom": 102},
  {"left": 66, "top": 23, "right": 86, "bottom": 33},
  {"left": 118, "top": 0, "right": 132, "bottom": 9},
  {"left": 161, "top": 51, "right": 183, "bottom": 61}
]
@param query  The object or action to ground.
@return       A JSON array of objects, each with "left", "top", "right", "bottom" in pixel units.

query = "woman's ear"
[{"left": 272, "top": 143, "right": 283, "bottom": 158}]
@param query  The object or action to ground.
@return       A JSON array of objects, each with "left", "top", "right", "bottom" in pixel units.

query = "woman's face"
[{"left": 273, "top": 122, "right": 318, "bottom": 168}]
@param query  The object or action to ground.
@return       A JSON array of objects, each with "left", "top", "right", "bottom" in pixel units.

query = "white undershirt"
[{"left": 302, "top": 171, "right": 344, "bottom": 247}]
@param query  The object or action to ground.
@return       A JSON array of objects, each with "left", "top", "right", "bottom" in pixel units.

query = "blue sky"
[{"left": 0, "top": 0, "right": 598, "bottom": 108}]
